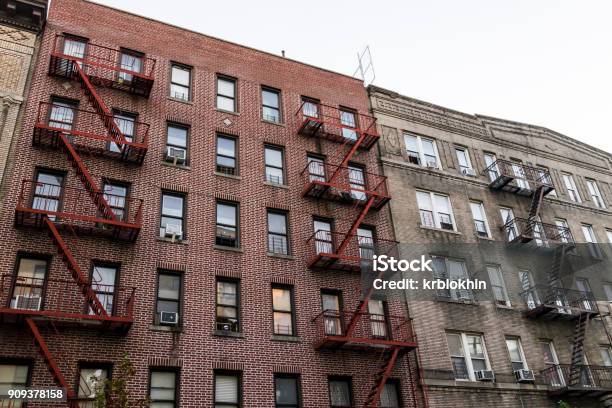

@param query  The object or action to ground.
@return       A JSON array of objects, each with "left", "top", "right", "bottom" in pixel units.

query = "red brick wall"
[{"left": 0, "top": 0, "right": 419, "bottom": 406}]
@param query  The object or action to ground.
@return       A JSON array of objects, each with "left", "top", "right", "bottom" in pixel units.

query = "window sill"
[
  {"left": 213, "top": 330, "right": 245, "bottom": 339},
  {"left": 162, "top": 161, "right": 191, "bottom": 171},
  {"left": 215, "top": 171, "right": 241, "bottom": 180},
  {"left": 271, "top": 335, "right": 300, "bottom": 343},
  {"left": 157, "top": 237, "right": 189, "bottom": 245},
  {"left": 475, "top": 234, "right": 494, "bottom": 241},
  {"left": 150, "top": 324, "right": 182, "bottom": 332},
  {"left": 213, "top": 245, "right": 243, "bottom": 253},
  {"left": 262, "top": 119, "right": 285, "bottom": 127},
  {"left": 216, "top": 108, "right": 240, "bottom": 116},
  {"left": 419, "top": 225, "right": 462, "bottom": 235},
  {"left": 496, "top": 304, "right": 513, "bottom": 310},
  {"left": 267, "top": 252, "right": 295, "bottom": 260},
  {"left": 435, "top": 296, "right": 478, "bottom": 306},
  {"left": 167, "top": 96, "right": 193, "bottom": 105},
  {"left": 264, "top": 181, "right": 289, "bottom": 189}
]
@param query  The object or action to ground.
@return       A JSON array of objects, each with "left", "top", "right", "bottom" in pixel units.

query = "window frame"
[
  {"left": 267, "top": 209, "right": 290, "bottom": 255},
  {"left": 505, "top": 336, "right": 529, "bottom": 372},
  {"left": 454, "top": 147, "right": 473, "bottom": 173},
  {"left": 10, "top": 253, "right": 51, "bottom": 311},
  {"left": 89, "top": 261, "right": 119, "bottom": 316},
  {"left": 148, "top": 368, "right": 179, "bottom": 408},
  {"left": 486, "top": 264, "right": 510, "bottom": 307},
  {"left": 446, "top": 332, "right": 492, "bottom": 381},
  {"left": 562, "top": 173, "right": 582, "bottom": 203},
  {"left": 32, "top": 168, "right": 66, "bottom": 219},
  {"left": 0, "top": 358, "right": 33, "bottom": 397},
  {"left": 403, "top": 133, "right": 441, "bottom": 169},
  {"left": 264, "top": 144, "right": 286, "bottom": 185},
  {"left": 214, "top": 370, "right": 242, "bottom": 408},
  {"left": 155, "top": 270, "right": 183, "bottom": 326},
  {"left": 169, "top": 63, "right": 192, "bottom": 102},
  {"left": 469, "top": 200, "right": 491, "bottom": 238},
  {"left": 328, "top": 376, "right": 353, "bottom": 408},
  {"left": 261, "top": 86, "right": 282, "bottom": 123},
  {"left": 216, "top": 75, "right": 237, "bottom": 113},
  {"left": 379, "top": 378, "right": 402, "bottom": 408},
  {"left": 216, "top": 133, "right": 238, "bottom": 176},
  {"left": 271, "top": 284, "right": 296, "bottom": 337},
  {"left": 165, "top": 122, "right": 190, "bottom": 165},
  {"left": 76, "top": 361, "right": 112, "bottom": 403},
  {"left": 215, "top": 278, "right": 240, "bottom": 333},
  {"left": 586, "top": 178, "right": 606, "bottom": 208},
  {"left": 432, "top": 256, "right": 473, "bottom": 301},
  {"left": 416, "top": 190, "right": 457, "bottom": 231},
  {"left": 274, "top": 373, "right": 301, "bottom": 408},
  {"left": 215, "top": 201, "right": 240, "bottom": 248},
  {"left": 159, "top": 191, "right": 186, "bottom": 240}
]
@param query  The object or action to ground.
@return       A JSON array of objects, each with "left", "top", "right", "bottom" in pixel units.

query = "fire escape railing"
[
  {"left": 502, "top": 218, "right": 574, "bottom": 245},
  {"left": 483, "top": 159, "right": 554, "bottom": 195},
  {"left": 540, "top": 364, "right": 612, "bottom": 390},
  {"left": 520, "top": 285, "right": 598, "bottom": 315}
]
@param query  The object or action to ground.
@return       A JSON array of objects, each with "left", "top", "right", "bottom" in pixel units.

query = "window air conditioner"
[
  {"left": 514, "top": 369, "right": 535, "bottom": 383},
  {"left": 475, "top": 370, "right": 495, "bottom": 381},
  {"left": 160, "top": 311, "right": 179, "bottom": 325},
  {"left": 462, "top": 168, "right": 477, "bottom": 177},
  {"left": 15, "top": 295, "right": 42, "bottom": 311},
  {"left": 164, "top": 224, "right": 183, "bottom": 240},
  {"left": 165, "top": 146, "right": 186, "bottom": 164},
  {"left": 426, "top": 161, "right": 438, "bottom": 168}
]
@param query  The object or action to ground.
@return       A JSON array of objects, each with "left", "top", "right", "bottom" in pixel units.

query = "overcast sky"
[{"left": 90, "top": 0, "right": 612, "bottom": 153}]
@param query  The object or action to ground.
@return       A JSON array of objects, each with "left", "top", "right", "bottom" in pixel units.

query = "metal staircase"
[{"left": 568, "top": 313, "right": 588, "bottom": 386}]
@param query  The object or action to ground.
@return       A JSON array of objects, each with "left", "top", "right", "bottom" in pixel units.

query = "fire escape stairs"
[
  {"left": 568, "top": 312, "right": 588, "bottom": 386},
  {"left": 363, "top": 346, "right": 401, "bottom": 408},
  {"left": 523, "top": 184, "right": 546, "bottom": 237}
]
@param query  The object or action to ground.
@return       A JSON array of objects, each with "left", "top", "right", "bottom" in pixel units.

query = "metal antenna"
[{"left": 353, "top": 45, "right": 376, "bottom": 86}]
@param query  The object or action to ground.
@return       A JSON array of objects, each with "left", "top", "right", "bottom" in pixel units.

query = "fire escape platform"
[
  {"left": 543, "top": 364, "right": 612, "bottom": 398},
  {"left": 485, "top": 159, "right": 555, "bottom": 197},
  {"left": 48, "top": 35, "right": 156, "bottom": 98},
  {"left": 504, "top": 218, "right": 574, "bottom": 246},
  {"left": 521, "top": 285, "right": 598, "bottom": 320}
]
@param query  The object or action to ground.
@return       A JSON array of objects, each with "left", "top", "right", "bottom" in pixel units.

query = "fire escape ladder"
[
  {"left": 568, "top": 313, "right": 588, "bottom": 386},
  {"left": 44, "top": 217, "right": 109, "bottom": 318},
  {"left": 547, "top": 245, "right": 566, "bottom": 287},
  {"left": 523, "top": 185, "right": 546, "bottom": 236},
  {"left": 25, "top": 317, "right": 76, "bottom": 400},
  {"left": 364, "top": 347, "right": 401, "bottom": 407}
]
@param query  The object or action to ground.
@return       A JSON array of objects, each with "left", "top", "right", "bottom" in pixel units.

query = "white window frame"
[
  {"left": 500, "top": 207, "right": 518, "bottom": 241},
  {"left": 416, "top": 190, "right": 456, "bottom": 231},
  {"left": 483, "top": 152, "right": 500, "bottom": 182},
  {"left": 582, "top": 224, "right": 597, "bottom": 243},
  {"left": 446, "top": 332, "right": 492, "bottom": 381},
  {"left": 540, "top": 340, "right": 564, "bottom": 386},
  {"left": 487, "top": 265, "right": 510, "bottom": 307},
  {"left": 554, "top": 218, "right": 571, "bottom": 243},
  {"left": 562, "top": 173, "right": 582, "bottom": 203},
  {"left": 586, "top": 179, "right": 606, "bottom": 208},
  {"left": 403, "top": 133, "right": 441, "bottom": 169},
  {"left": 505, "top": 336, "right": 529, "bottom": 372},
  {"left": 536, "top": 166, "right": 556, "bottom": 196},
  {"left": 455, "top": 147, "right": 473, "bottom": 173},
  {"left": 432, "top": 256, "right": 473, "bottom": 301},
  {"left": 469, "top": 201, "right": 491, "bottom": 238}
]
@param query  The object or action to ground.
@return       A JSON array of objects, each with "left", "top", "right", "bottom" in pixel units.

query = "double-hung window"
[
  {"left": 90, "top": 264, "right": 117, "bottom": 315},
  {"left": 307, "top": 155, "right": 325, "bottom": 183},
  {"left": 554, "top": 218, "right": 571, "bottom": 243},
  {"left": 118, "top": 49, "right": 142, "bottom": 82},
  {"left": 446, "top": 332, "right": 490, "bottom": 381},
  {"left": 214, "top": 371, "right": 241, "bottom": 407},
  {"left": 600, "top": 347, "right": 612, "bottom": 367},
  {"left": 216, "top": 135, "right": 237, "bottom": 175},
  {"left": 49, "top": 99, "right": 76, "bottom": 130},
  {"left": 340, "top": 109, "right": 357, "bottom": 141},
  {"left": 217, "top": 76, "right": 237, "bottom": 112},
  {"left": 328, "top": 377, "right": 352, "bottom": 408},
  {"left": 267, "top": 210, "right": 289, "bottom": 255},
  {"left": 416, "top": 191, "right": 455, "bottom": 231},
  {"left": 11, "top": 256, "right": 47, "bottom": 311},
  {"left": 348, "top": 165, "right": 366, "bottom": 201},
  {"left": 63, "top": 36, "right": 86, "bottom": 65},
  {"left": 536, "top": 166, "right": 556, "bottom": 196},
  {"left": 0, "top": 363, "right": 29, "bottom": 404},
  {"left": 274, "top": 374, "right": 300, "bottom": 408},
  {"left": 469, "top": 201, "right": 490, "bottom": 237},
  {"left": 216, "top": 279, "right": 239, "bottom": 332},
  {"left": 511, "top": 160, "right": 529, "bottom": 190},
  {"left": 170, "top": 64, "right": 191, "bottom": 101},
  {"left": 357, "top": 227, "right": 375, "bottom": 260},
  {"left": 111, "top": 112, "right": 135, "bottom": 153},
  {"left": 272, "top": 285, "right": 295, "bottom": 336},
  {"left": 487, "top": 265, "right": 510, "bottom": 307},
  {"left": 541, "top": 341, "right": 564, "bottom": 386},
  {"left": 165, "top": 124, "right": 188, "bottom": 164},
  {"left": 582, "top": 224, "right": 601, "bottom": 258},
  {"left": 262, "top": 87, "right": 281, "bottom": 123},
  {"left": 500, "top": 207, "right": 518, "bottom": 241},
  {"left": 102, "top": 181, "right": 128, "bottom": 221},
  {"left": 265, "top": 145, "right": 285, "bottom": 185},
  {"left": 33, "top": 170, "right": 64, "bottom": 218},
  {"left": 505, "top": 337, "right": 528, "bottom": 372},
  {"left": 483, "top": 152, "right": 500, "bottom": 182},
  {"left": 216, "top": 202, "right": 239, "bottom": 248},
  {"left": 156, "top": 271, "right": 182, "bottom": 326},
  {"left": 455, "top": 147, "right": 473, "bottom": 174},
  {"left": 562, "top": 173, "right": 581, "bottom": 202},
  {"left": 160, "top": 193, "right": 185, "bottom": 239},
  {"left": 404, "top": 133, "right": 439, "bottom": 168},
  {"left": 586, "top": 179, "right": 606, "bottom": 208},
  {"left": 321, "top": 291, "right": 342, "bottom": 336},
  {"left": 149, "top": 370, "right": 178, "bottom": 408},
  {"left": 379, "top": 380, "right": 401, "bottom": 408},
  {"left": 313, "top": 219, "right": 333, "bottom": 255},
  {"left": 77, "top": 365, "right": 109, "bottom": 406},
  {"left": 432, "top": 256, "right": 473, "bottom": 301},
  {"left": 301, "top": 97, "right": 319, "bottom": 118}
]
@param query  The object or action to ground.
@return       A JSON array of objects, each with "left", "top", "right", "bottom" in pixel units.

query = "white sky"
[{"left": 89, "top": 0, "right": 612, "bottom": 153}]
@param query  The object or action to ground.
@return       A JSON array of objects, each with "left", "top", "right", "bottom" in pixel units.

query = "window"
[
  {"left": 11, "top": 256, "right": 47, "bottom": 310},
  {"left": 328, "top": 377, "right": 352, "bottom": 408},
  {"left": 519, "top": 270, "right": 539, "bottom": 309},
  {"left": 562, "top": 173, "right": 581, "bottom": 202},
  {"left": 160, "top": 193, "right": 185, "bottom": 239},
  {"left": 63, "top": 36, "right": 86, "bottom": 63},
  {"left": 216, "top": 135, "right": 237, "bottom": 175},
  {"left": 0, "top": 363, "right": 29, "bottom": 405},
  {"left": 313, "top": 218, "right": 333, "bottom": 254},
  {"left": 487, "top": 265, "right": 510, "bottom": 307},
  {"left": 321, "top": 291, "right": 342, "bottom": 336},
  {"left": 274, "top": 374, "right": 300, "bottom": 408},
  {"left": 586, "top": 179, "right": 606, "bottom": 208},
  {"left": 77, "top": 365, "right": 109, "bottom": 407},
  {"left": 110, "top": 112, "right": 135, "bottom": 153},
  {"left": 340, "top": 109, "right": 357, "bottom": 141},
  {"left": 217, "top": 76, "right": 237, "bottom": 112},
  {"left": 446, "top": 332, "right": 490, "bottom": 381},
  {"left": 149, "top": 370, "right": 178, "bottom": 408},
  {"left": 506, "top": 337, "right": 528, "bottom": 372},
  {"left": 102, "top": 181, "right": 128, "bottom": 221},
  {"left": 170, "top": 64, "right": 191, "bottom": 101},
  {"left": 379, "top": 380, "right": 401, "bottom": 408},
  {"left": 500, "top": 207, "right": 518, "bottom": 241},
  {"left": 554, "top": 218, "right": 571, "bottom": 243},
  {"left": 536, "top": 166, "right": 556, "bottom": 196},
  {"left": 90, "top": 264, "right": 117, "bottom": 315},
  {"left": 348, "top": 165, "right": 366, "bottom": 201},
  {"left": 214, "top": 371, "right": 241, "bottom": 407},
  {"left": 165, "top": 123, "right": 188, "bottom": 164},
  {"left": 469, "top": 201, "right": 490, "bottom": 238},
  {"left": 600, "top": 347, "right": 612, "bottom": 367},
  {"left": 268, "top": 210, "right": 289, "bottom": 255},
  {"left": 216, "top": 202, "right": 239, "bottom": 248},
  {"left": 483, "top": 152, "right": 500, "bottom": 182},
  {"left": 416, "top": 191, "right": 455, "bottom": 231},
  {"left": 156, "top": 271, "right": 182, "bottom": 326},
  {"left": 33, "top": 170, "right": 64, "bottom": 219},
  {"left": 262, "top": 87, "right": 281, "bottom": 123},
  {"left": 432, "top": 256, "right": 472, "bottom": 301},
  {"left": 540, "top": 341, "right": 563, "bottom": 386},
  {"left": 404, "top": 133, "right": 439, "bottom": 168},
  {"left": 357, "top": 226, "right": 375, "bottom": 260},
  {"left": 48, "top": 99, "right": 76, "bottom": 130},
  {"left": 607, "top": 229, "right": 612, "bottom": 244},
  {"left": 582, "top": 224, "right": 601, "bottom": 258},
  {"left": 307, "top": 155, "right": 325, "bottom": 182},
  {"left": 216, "top": 279, "right": 239, "bottom": 332},
  {"left": 265, "top": 145, "right": 285, "bottom": 185},
  {"left": 510, "top": 160, "right": 529, "bottom": 189},
  {"left": 575, "top": 278, "right": 595, "bottom": 311},
  {"left": 455, "top": 147, "right": 473, "bottom": 173},
  {"left": 272, "top": 285, "right": 295, "bottom": 336},
  {"left": 368, "top": 299, "right": 388, "bottom": 339},
  {"left": 301, "top": 97, "right": 319, "bottom": 118},
  {"left": 118, "top": 49, "right": 142, "bottom": 82}
]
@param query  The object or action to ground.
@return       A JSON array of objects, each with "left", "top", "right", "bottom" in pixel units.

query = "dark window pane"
[{"left": 275, "top": 377, "right": 298, "bottom": 405}]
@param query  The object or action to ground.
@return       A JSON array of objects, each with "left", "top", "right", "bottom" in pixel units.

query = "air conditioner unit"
[
  {"left": 514, "top": 369, "right": 535, "bottom": 383},
  {"left": 164, "top": 224, "right": 183, "bottom": 240},
  {"left": 15, "top": 295, "right": 42, "bottom": 311},
  {"left": 475, "top": 370, "right": 495, "bottom": 381},
  {"left": 440, "top": 222, "right": 454, "bottom": 231},
  {"left": 165, "top": 146, "right": 186, "bottom": 164},
  {"left": 462, "top": 168, "right": 477, "bottom": 177},
  {"left": 160, "top": 311, "right": 179, "bottom": 325},
  {"left": 426, "top": 161, "right": 438, "bottom": 168}
]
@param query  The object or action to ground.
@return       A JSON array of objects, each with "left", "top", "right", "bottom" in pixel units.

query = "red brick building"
[{"left": 0, "top": 0, "right": 419, "bottom": 406}]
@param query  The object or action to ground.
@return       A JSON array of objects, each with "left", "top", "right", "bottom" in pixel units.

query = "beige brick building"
[
  {"left": 369, "top": 85, "right": 612, "bottom": 407},
  {"left": 0, "top": 0, "right": 47, "bottom": 194}
]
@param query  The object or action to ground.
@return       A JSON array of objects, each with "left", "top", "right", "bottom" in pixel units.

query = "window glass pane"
[
  {"left": 170, "top": 84, "right": 189, "bottom": 101},
  {"left": 433, "top": 194, "right": 451, "bottom": 214},
  {"left": 215, "top": 374, "right": 238, "bottom": 403},
  {"left": 157, "top": 300, "right": 179, "bottom": 314},
  {"left": 78, "top": 367, "right": 108, "bottom": 398},
  {"left": 273, "top": 312, "right": 293, "bottom": 335},
  {"left": 275, "top": 377, "right": 298, "bottom": 404},
  {"left": 340, "top": 111, "right": 356, "bottom": 127},
  {"left": 171, "top": 66, "right": 190, "bottom": 86},
  {"left": 506, "top": 338, "right": 522, "bottom": 361},
  {"left": 92, "top": 265, "right": 116, "bottom": 287},
  {"left": 265, "top": 147, "right": 283, "bottom": 167},
  {"left": 158, "top": 274, "right": 180, "bottom": 300},
  {"left": 469, "top": 202, "right": 484, "bottom": 220},
  {"left": 379, "top": 382, "right": 399, "bottom": 407},
  {"left": 217, "top": 281, "right": 237, "bottom": 306},
  {"left": 268, "top": 212, "right": 287, "bottom": 234},
  {"left": 421, "top": 139, "right": 436, "bottom": 157},
  {"left": 17, "top": 258, "right": 47, "bottom": 280},
  {"left": 416, "top": 192, "right": 432, "bottom": 211},
  {"left": 262, "top": 89, "right": 279, "bottom": 108},
  {"left": 150, "top": 371, "right": 176, "bottom": 401},
  {"left": 217, "top": 137, "right": 235, "bottom": 157},
  {"left": 167, "top": 126, "right": 187, "bottom": 147},
  {"left": 272, "top": 288, "right": 291, "bottom": 311},
  {"left": 0, "top": 364, "right": 29, "bottom": 385},
  {"left": 466, "top": 335, "right": 484, "bottom": 358},
  {"left": 162, "top": 195, "right": 183, "bottom": 218},
  {"left": 329, "top": 380, "right": 351, "bottom": 406},
  {"left": 217, "top": 203, "right": 237, "bottom": 226},
  {"left": 217, "top": 96, "right": 235, "bottom": 112},
  {"left": 218, "top": 78, "right": 235, "bottom": 97},
  {"left": 446, "top": 333, "right": 464, "bottom": 356}
]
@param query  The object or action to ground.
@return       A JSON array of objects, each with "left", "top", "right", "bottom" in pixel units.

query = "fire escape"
[
  {"left": 1, "top": 34, "right": 154, "bottom": 406},
  {"left": 484, "top": 159, "right": 611, "bottom": 398},
  {"left": 298, "top": 103, "right": 417, "bottom": 407}
]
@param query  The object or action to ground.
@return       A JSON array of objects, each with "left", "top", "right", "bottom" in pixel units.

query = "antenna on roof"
[{"left": 353, "top": 45, "right": 375, "bottom": 86}]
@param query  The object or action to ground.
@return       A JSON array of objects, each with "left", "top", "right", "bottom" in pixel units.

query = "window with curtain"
[
  {"left": 149, "top": 370, "right": 177, "bottom": 408},
  {"left": 432, "top": 256, "right": 472, "bottom": 301},
  {"left": 328, "top": 377, "right": 352, "bottom": 407},
  {"left": 214, "top": 372, "right": 240, "bottom": 407},
  {"left": 274, "top": 375, "right": 300, "bottom": 408}
]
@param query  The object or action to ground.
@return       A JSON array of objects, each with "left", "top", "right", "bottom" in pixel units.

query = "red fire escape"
[
  {"left": 1, "top": 34, "right": 153, "bottom": 406},
  {"left": 297, "top": 103, "right": 417, "bottom": 407}
]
